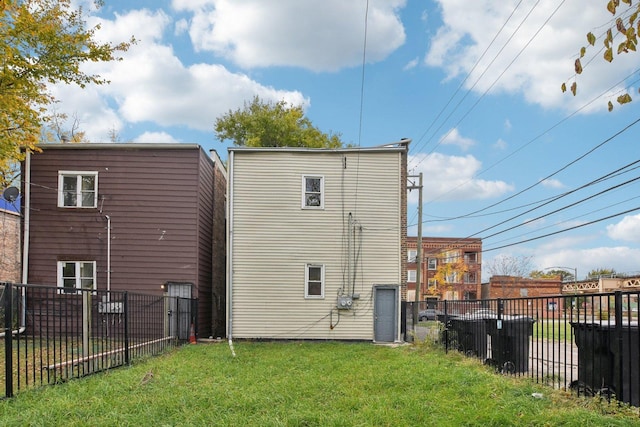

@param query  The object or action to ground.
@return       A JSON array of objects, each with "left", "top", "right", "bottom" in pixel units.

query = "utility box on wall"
[{"left": 337, "top": 296, "right": 353, "bottom": 310}]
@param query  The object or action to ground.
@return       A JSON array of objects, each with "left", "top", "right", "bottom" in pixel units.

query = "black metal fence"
[
  {"left": 405, "top": 290, "right": 640, "bottom": 407},
  {"left": 1, "top": 282, "right": 197, "bottom": 398}
]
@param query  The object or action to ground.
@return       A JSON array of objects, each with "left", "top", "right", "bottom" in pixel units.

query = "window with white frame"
[
  {"left": 427, "top": 258, "right": 437, "bottom": 270},
  {"left": 305, "top": 264, "right": 324, "bottom": 298},
  {"left": 408, "top": 269, "right": 417, "bottom": 282},
  {"left": 408, "top": 249, "right": 417, "bottom": 262},
  {"left": 58, "top": 171, "right": 98, "bottom": 208},
  {"left": 57, "top": 261, "right": 96, "bottom": 293},
  {"left": 428, "top": 278, "right": 437, "bottom": 289},
  {"left": 464, "top": 272, "right": 477, "bottom": 284},
  {"left": 302, "top": 176, "right": 324, "bottom": 209}
]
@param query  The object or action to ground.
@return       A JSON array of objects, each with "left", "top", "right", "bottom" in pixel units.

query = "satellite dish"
[{"left": 3, "top": 187, "right": 19, "bottom": 202}]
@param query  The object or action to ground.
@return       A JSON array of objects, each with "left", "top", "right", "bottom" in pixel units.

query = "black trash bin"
[
  {"left": 485, "top": 316, "right": 535, "bottom": 373},
  {"left": 447, "top": 315, "right": 490, "bottom": 359},
  {"left": 570, "top": 322, "right": 614, "bottom": 396},
  {"left": 571, "top": 321, "right": 640, "bottom": 406}
]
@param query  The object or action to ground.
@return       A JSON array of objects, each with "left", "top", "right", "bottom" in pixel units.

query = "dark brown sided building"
[{"left": 22, "top": 143, "right": 226, "bottom": 338}]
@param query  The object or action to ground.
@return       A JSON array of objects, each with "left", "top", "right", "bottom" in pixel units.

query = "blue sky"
[{"left": 49, "top": 0, "right": 640, "bottom": 280}]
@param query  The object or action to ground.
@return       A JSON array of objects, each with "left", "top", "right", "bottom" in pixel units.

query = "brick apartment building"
[{"left": 406, "top": 236, "right": 482, "bottom": 301}]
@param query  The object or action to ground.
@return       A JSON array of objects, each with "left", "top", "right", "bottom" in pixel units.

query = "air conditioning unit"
[{"left": 337, "top": 296, "right": 353, "bottom": 310}]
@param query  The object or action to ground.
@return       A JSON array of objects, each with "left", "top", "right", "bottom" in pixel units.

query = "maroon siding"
[{"left": 25, "top": 144, "right": 226, "bottom": 338}]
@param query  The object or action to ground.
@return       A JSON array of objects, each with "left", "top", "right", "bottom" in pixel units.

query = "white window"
[
  {"left": 428, "top": 279, "right": 437, "bottom": 289},
  {"left": 305, "top": 264, "right": 324, "bottom": 298},
  {"left": 57, "top": 261, "right": 96, "bottom": 293},
  {"left": 428, "top": 258, "right": 437, "bottom": 270},
  {"left": 302, "top": 176, "right": 324, "bottom": 209},
  {"left": 58, "top": 171, "right": 98, "bottom": 208},
  {"left": 408, "top": 250, "right": 417, "bottom": 262},
  {"left": 408, "top": 270, "right": 417, "bottom": 282}
]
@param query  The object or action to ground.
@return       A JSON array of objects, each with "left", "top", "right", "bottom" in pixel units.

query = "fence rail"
[
  {"left": 1, "top": 282, "right": 197, "bottom": 398},
  {"left": 405, "top": 290, "right": 640, "bottom": 407}
]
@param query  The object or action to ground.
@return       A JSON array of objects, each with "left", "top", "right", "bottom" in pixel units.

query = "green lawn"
[
  {"left": 1, "top": 341, "right": 638, "bottom": 426},
  {"left": 533, "top": 319, "right": 574, "bottom": 341}
]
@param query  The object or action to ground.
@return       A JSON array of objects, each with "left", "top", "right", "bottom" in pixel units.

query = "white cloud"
[
  {"left": 49, "top": 9, "right": 307, "bottom": 141},
  {"left": 541, "top": 178, "right": 564, "bottom": 189},
  {"left": 425, "top": 1, "right": 640, "bottom": 112},
  {"left": 403, "top": 57, "right": 419, "bottom": 71},
  {"left": 133, "top": 132, "right": 182, "bottom": 144},
  {"left": 439, "top": 128, "right": 476, "bottom": 151},
  {"left": 408, "top": 152, "right": 513, "bottom": 201},
  {"left": 607, "top": 214, "right": 640, "bottom": 242},
  {"left": 172, "top": 0, "right": 407, "bottom": 71},
  {"left": 493, "top": 138, "right": 507, "bottom": 150}
]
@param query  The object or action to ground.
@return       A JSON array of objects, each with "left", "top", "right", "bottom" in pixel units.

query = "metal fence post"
[
  {"left": 615, "top": 290, "right": 623, "bottom": 403},
  {"left": 123, "top": 292, "right": 130, "bottom": 365},
  {"left": 3, "top": 282, "right": 13, "bottom": 398},
  {"left": 443, "top": 300, "right": 449, "bottom": 353}
]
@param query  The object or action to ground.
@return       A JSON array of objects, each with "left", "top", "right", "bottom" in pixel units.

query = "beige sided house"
[{"left": 227, "top": 143, "right": 408, "bottom": 342}]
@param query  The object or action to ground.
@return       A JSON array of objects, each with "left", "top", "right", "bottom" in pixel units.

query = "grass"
[
  {"left": 533, "top": 319, "right": 573, "bottom": 341},
  {"left": 1, "top": 341, "right": 639, "bottom": 426}
]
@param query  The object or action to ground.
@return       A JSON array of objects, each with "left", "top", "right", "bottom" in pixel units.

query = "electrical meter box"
[{"left": 337, "top": 296, "right": 353, "bottom": 310}]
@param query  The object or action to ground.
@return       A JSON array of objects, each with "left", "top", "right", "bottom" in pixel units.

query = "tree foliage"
[
  {"left": 0, "top": 0, "right": 132, "bottom": 186},
  {"left": 214, "top": 96, "right": 344, "bottom": 148},
  {"left": 562, "top": 0, "right": 640, "bottom": 111},
  {"left": 587, "top": 267, "right": 617, "bottom": 278},
  {"left": 427, "top": 251, "right": 469, "bottom": 298},
  {"left": 530, "top": 269, "right": 575, "bottom": 282}
]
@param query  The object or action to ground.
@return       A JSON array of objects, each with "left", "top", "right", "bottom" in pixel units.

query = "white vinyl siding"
[{"left": 229, "top": 149, "right": 402, "bottom": 340}]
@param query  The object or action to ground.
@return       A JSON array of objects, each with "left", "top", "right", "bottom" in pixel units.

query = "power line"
[
  {"left": 482, "top": 205, "right": 640, "bottom": 253},
  {"left": 481, "top": 172, "right": 640, "bottom": 240},
  {"left": 413, "top": 0, "right": 528, "bottom": 150},
  {"left": 413, "top": 114, "right": 640, "bottom": 226},
  {"left": 410, "top": 0, "right": 565, "bottom": 168},
  {"left": 486, "top": 193, "right": 640, "bottom": 248},
  {"left": 422, "top": 159, "right": 640, "bottom": 223}
]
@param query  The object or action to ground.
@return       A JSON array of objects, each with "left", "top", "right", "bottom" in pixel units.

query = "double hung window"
[
  {"left": 408, "top": 270, "right": 417, "bottom": 282},
  {"left": 58, "top": 171, "right": 98, "bottom": 208},
  {"left": 57, "top": 261, "right": 96, "bottom": 293},
  {"left": 302, "top": 176, "right": 324, "bottom": 209},
  {"left": 305, "top": 264, "right": 324, "bottom": 298}
]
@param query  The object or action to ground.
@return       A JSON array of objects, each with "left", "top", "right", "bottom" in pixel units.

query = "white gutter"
[
  {"left": 105, "top": 215, "right": 111, "bottom": 301},
  {"left": 8, "top": 150, "right": 32, "bottom": 336},
  {"left": 226, "top": 150, "right": 236, "bottom": 357}
]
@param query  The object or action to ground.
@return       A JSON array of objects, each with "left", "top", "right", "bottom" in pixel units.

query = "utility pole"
[{"left": 408, "top": 173, "right": 423, "bottom": 327}]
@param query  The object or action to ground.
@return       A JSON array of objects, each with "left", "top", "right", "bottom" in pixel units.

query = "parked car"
[{"left": 418, "top": 308, "right": 444, "bottom": 321}]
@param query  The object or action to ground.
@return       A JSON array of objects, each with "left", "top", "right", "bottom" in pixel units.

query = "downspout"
[
  {"left": 16, "top": 150, "right": 31, "bottom": 334},
  {"left": 226, "top": 151, "right": 236, "bottom": 357},
  {"left": 105, "top": 215, "right": 111, "bottom": 301}
]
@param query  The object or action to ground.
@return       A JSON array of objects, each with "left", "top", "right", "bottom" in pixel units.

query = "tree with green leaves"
[
  {"left": 587, "top": 268, "right": 617, "bottom": 278},
  {"left": 530, "top": 269, "right": 575, "bottom": 282},
  {"left": 0, "top": 0, "right": 133, "bottom": 186},
  {"left": 562, "top": 0, "right": 640, "bottom": 111},
  {"left": 214, "top": 96, "right": 344, "bottom": 148}
]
